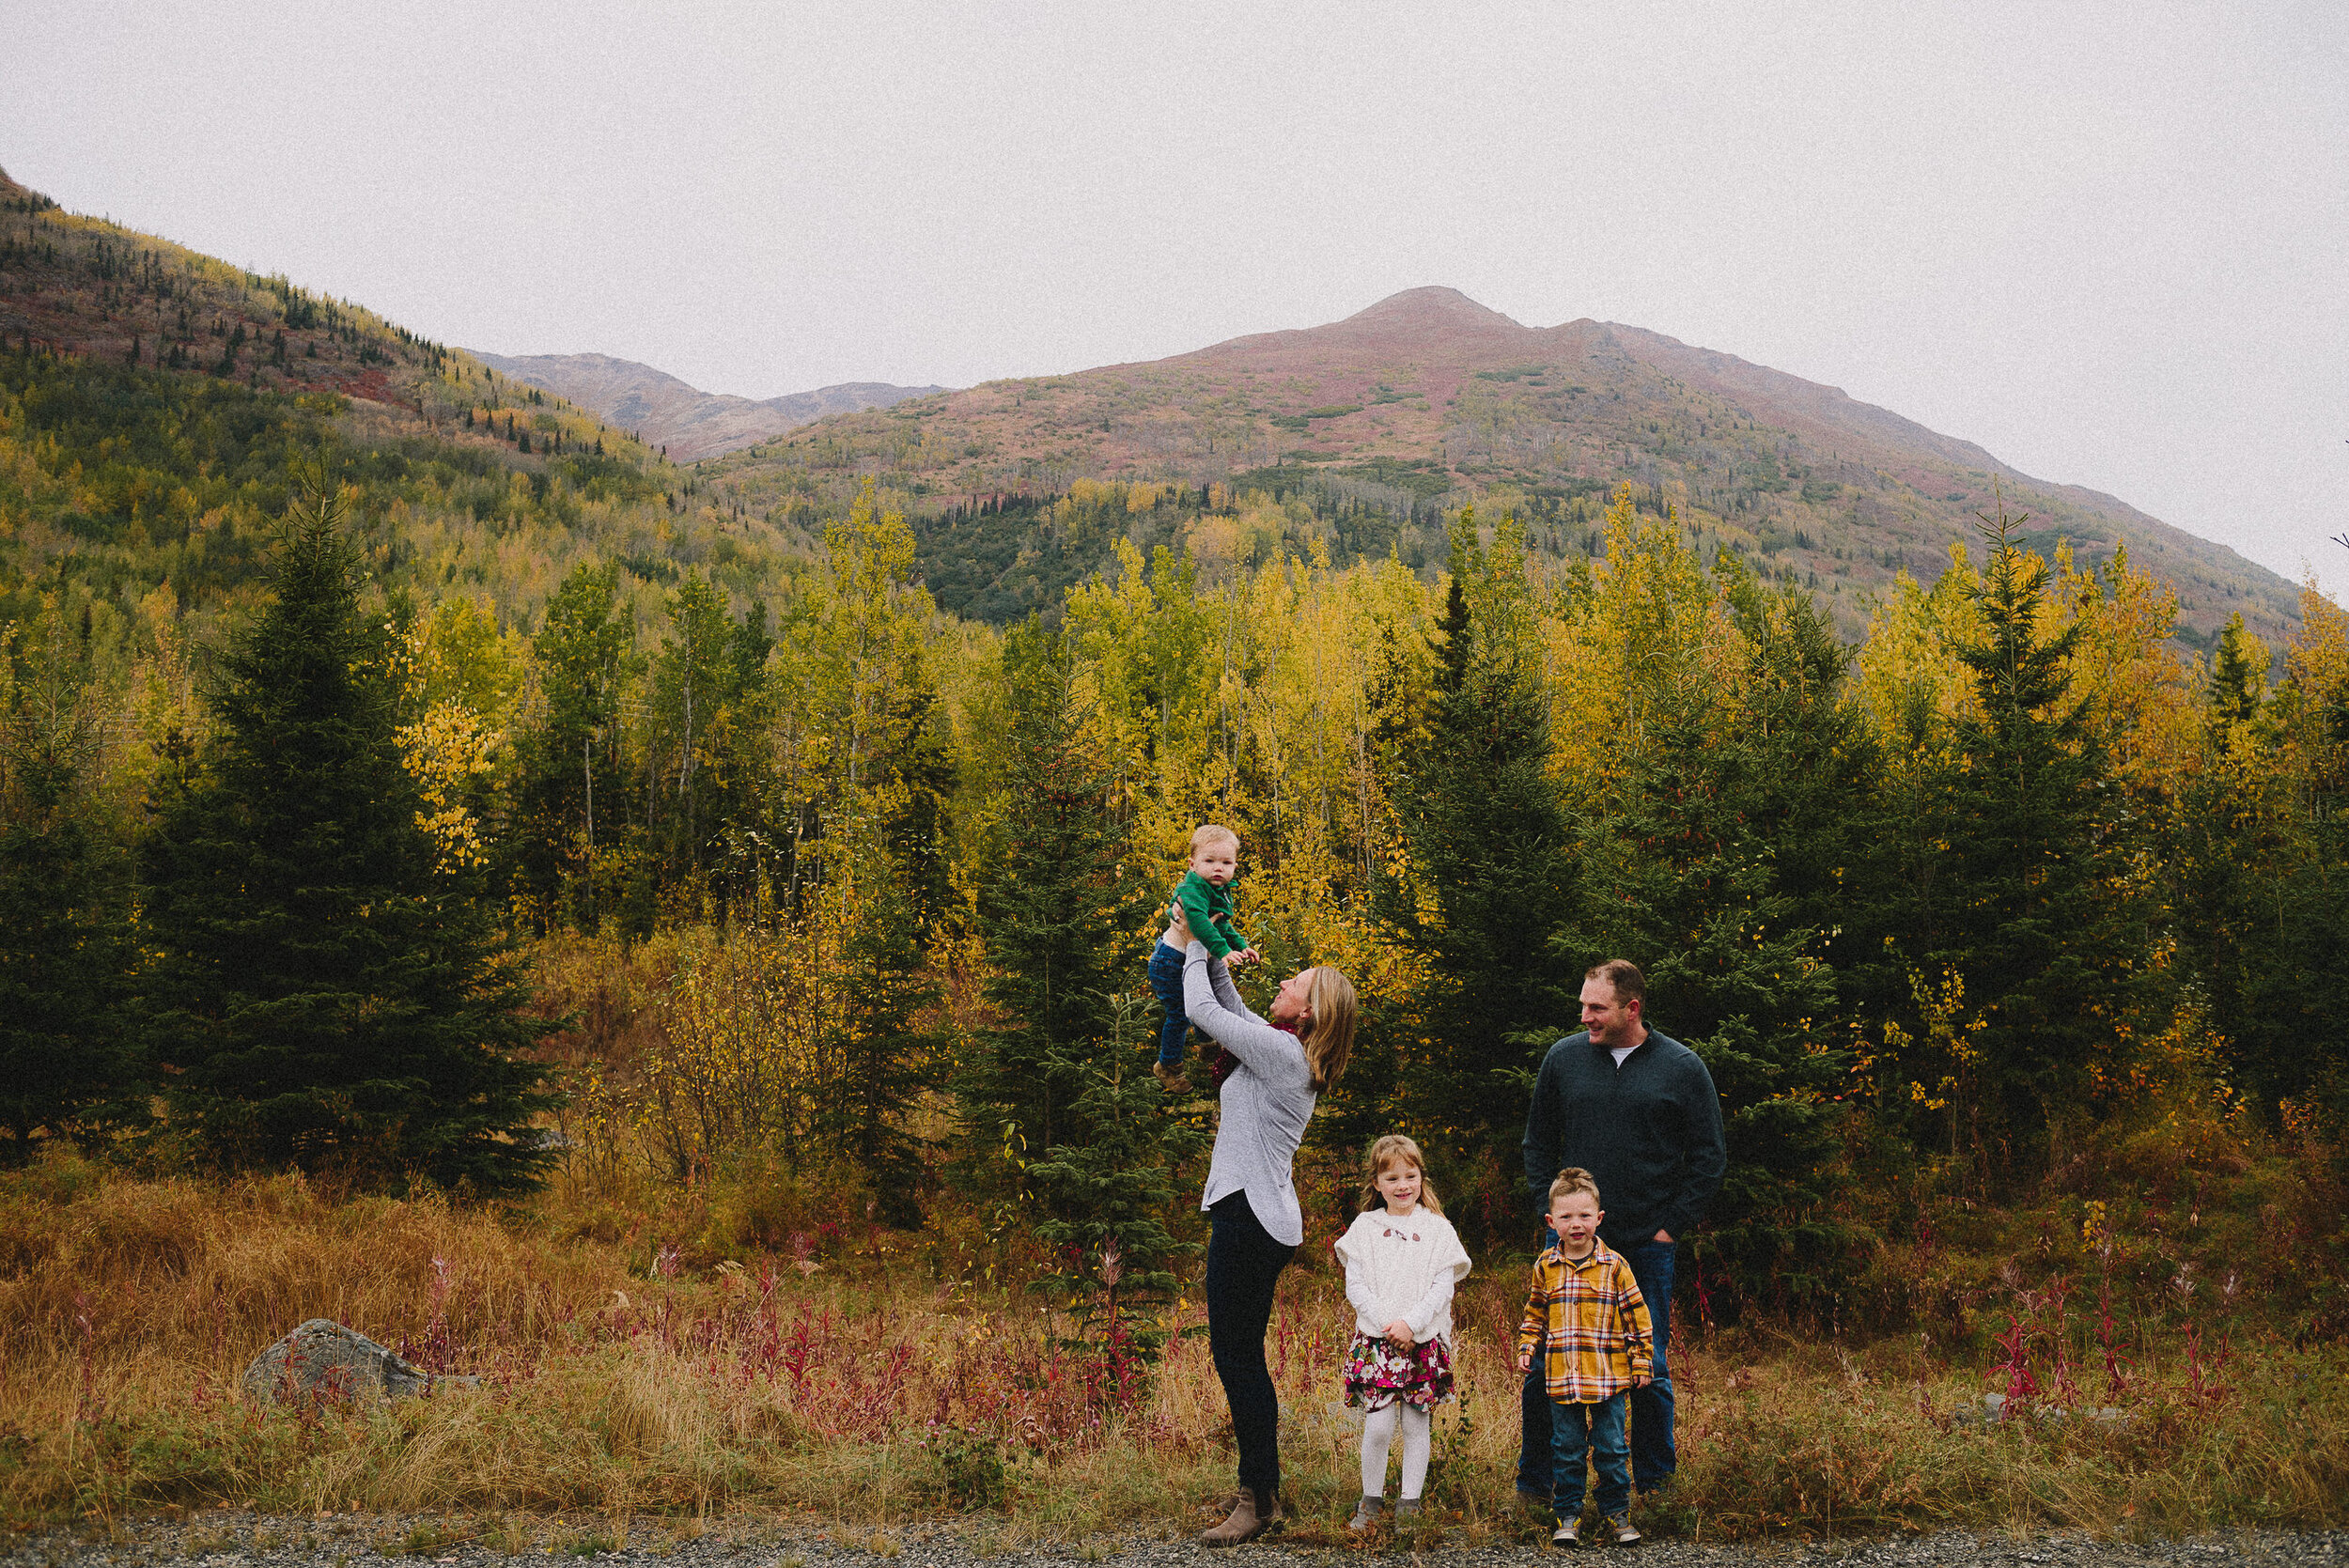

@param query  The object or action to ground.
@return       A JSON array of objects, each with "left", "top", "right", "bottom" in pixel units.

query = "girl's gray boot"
[
  {"left": 1394, "top": 1498, "right": 1423, "bottom": 1519},
  {"left": 1346, "top": 1496, "right": 1384, "bottom": 1532}
]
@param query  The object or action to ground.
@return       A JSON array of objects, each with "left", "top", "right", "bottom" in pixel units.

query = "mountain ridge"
[
  {"left": 709, "top": 285, "right": 2299, "bottom": 644},
  {"left": 474, "top": 350, "right": 943, "bottom": 463},
  {"left": 0, "top": 157, "right": 2302, "bottom": 648},
  {"left": 0, "top": 163, "right": 446, "bottom": 414},
  {"left": 0, "top": 163, "right": 708, "bottom": 644}
]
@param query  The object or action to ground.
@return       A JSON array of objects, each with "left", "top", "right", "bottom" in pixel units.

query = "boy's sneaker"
[
  {"left": 1605, "top": 1514, "right": 1641, "bottom": 1546},
  {"left": 1551, "top": 1519, "right": 1581, "bottom": 1548},
  {"left": 1152, "top": 1061, "right": 1190, "bottom": 1093}
]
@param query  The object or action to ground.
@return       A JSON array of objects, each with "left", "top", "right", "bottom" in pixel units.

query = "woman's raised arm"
[{"left": 1182, "top": 942, "right": 1301, "bottom": 1075}]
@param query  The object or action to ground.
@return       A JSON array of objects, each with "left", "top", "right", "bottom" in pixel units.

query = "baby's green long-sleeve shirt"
[{"left": 1169, "top": 870, "right": 1247, "bottom": 959}]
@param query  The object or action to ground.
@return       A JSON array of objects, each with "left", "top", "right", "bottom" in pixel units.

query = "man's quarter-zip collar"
[{"left": 1593, "top": 1031, "right": 1652, "bottom": 1066}]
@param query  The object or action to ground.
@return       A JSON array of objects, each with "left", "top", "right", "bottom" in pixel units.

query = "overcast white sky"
[{"left": 8, "top": 1, "right": 2345, "bottom": 602}]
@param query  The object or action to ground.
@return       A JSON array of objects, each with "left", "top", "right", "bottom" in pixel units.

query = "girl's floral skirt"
[{"left": 1343, "top": 1330, "right": 1455, "bottom": 1411}]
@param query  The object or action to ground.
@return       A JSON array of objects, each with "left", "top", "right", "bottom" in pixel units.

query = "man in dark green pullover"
[{"left": 1517, "top": 958, "right": 1724, "bottom": 1506}]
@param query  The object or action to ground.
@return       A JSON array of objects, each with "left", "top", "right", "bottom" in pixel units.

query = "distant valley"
[{"left": 473, "top": 351, "right": 944, "bottom": 462}]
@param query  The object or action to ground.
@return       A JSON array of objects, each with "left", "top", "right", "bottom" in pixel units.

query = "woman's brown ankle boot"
[{"left": 1198, "top": 1485, "right": 1281, "bottom": 1546}]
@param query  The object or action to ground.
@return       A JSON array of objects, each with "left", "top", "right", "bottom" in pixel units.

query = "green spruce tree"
[
  {"left": 1580, "top": 562, "right": 1864, "bottom": 1310},
  {"left": 2231, "top": 622, "right": 2349, "bottom": 1122},
  {"left": 1922, "top": 508, "right": 2144, "bottom": 1171},
  {"left": 961, "top": 616, "right": 1148, "bottom": 1172},
  {"left": 822, "top": 868, "right": 943, "bottom": 1226},
  {"left": 140, "top": 480, "right": 557, "bottom": 1191},
  {"left": 880, "top": 678, "right": 958, "bottom": 939},
  {"left": 2206, "top": 612, "right": 2269, "bottom": 737},
  {"left": 2157, "top": 615, "right": 2279, "bottom": 1114},
  {"left": 1379, "top": 516, "right": 1578, "bottom": 1189},
  {"left": 0, "top": 612, "right": 141, "bottom": 1159},
  {"left": 1027, "top": 992, "right": 1209, "bottom": 1370}
]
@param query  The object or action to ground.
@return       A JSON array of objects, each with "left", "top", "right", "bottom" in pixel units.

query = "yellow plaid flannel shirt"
[{"left": 1516, "top": 1240, "right": 1654, "bottom": 1403}]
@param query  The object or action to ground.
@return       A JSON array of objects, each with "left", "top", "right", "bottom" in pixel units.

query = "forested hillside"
[{"left": 0, "top": 167, "right": 832, "bottom": 662}]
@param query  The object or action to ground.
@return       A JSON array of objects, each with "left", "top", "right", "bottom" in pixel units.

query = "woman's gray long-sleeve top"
[{"left": 1184, "top": 940, "right": 1316, "bottom": 1246}]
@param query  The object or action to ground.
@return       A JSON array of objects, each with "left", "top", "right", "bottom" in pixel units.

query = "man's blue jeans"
[
  {"left": 1548, "top": 1390, "right": 1630, "bottom": 1523},
  {"left": 1148, "top": 941, "right": 1189, "bottom": 1067},
  {"left": 1518, "top": 1234, "right": 1677, "bottom": 1497}
]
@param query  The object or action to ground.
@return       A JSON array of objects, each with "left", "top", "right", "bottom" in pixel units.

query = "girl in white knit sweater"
[{"left": 1331, "top": 1134, "right": 1471, "bottom": 1530}]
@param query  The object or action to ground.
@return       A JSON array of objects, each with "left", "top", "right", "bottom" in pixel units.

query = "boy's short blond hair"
[
  {"left": 1190, "top": 823, "right": 1238, "bottom": 853},
  {"left": 1548, "top": 1167, "right": 1601, "bottom": 1207}
]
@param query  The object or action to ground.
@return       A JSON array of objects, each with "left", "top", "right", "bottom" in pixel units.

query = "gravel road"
[{"left": 4, "top": 1514, "right": 2340, "bottom": 1568}]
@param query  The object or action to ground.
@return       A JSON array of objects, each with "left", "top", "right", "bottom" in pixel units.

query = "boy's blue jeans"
[
  {"left": 1549, "top": 1390, "right": 1631, "bottom": 1523},
  {"left": 1148, "top": 940, "right": 1190, "bottom": 1067}
]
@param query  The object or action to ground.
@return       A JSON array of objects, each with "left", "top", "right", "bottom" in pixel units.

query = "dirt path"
[{"left": 6, "top": 1514, "right": 2341, "bottom": 1568}]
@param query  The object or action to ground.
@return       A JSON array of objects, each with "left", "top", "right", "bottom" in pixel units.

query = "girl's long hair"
[
  {"left": 1299, "top": 966, "right": 1357, "bottom": 1091},
  {"left": 1361, "top": 1132, "right": 1444, "bottom": 1215}
]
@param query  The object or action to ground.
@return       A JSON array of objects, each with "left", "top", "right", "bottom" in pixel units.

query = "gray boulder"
[
  {"left": 1952, "top": 1390, "right": 2129, "bottom": 1431},
  {"left": 241, "top": 1319, "right": 479, "bottom": 1405}
]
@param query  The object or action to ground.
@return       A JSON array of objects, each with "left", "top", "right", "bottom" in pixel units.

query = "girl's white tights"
[{"left": 1360, "top": 1401, "right": 1432, "bottom": 1499}]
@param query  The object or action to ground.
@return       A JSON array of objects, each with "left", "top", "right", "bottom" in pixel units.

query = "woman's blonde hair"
[
  {"left": 1361, "top": 1132, "right": 1443, "bottom": 1215},
  {"left": 1299, "top": 966, "right": 1357, "bottom": 1091}
]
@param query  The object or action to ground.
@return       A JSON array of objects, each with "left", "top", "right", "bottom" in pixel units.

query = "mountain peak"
[
  {"left": 1339, "top": 287, "right": 1526, "bottom": 334},
  {"left": 1180, "top": 285, "right": 1535, "bottom": 367}
]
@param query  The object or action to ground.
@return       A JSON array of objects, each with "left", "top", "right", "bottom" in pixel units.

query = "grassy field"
[{"left": 4, "top": 1146, "right": 2345, "bottom": 1547}]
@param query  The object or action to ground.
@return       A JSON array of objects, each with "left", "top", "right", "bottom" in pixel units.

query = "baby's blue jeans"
[{"left": 1148, "top": 940, "right": 1189, "bottom": 1067}]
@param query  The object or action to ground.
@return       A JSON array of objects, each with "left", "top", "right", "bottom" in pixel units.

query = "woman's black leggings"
[{"left": 1205, "top": 1189, "right": 1296, "bottom": 1497}]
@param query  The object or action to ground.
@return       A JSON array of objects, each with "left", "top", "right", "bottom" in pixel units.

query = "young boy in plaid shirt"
[{"left": 1516, "top": 1167, "right": 1654, "bottom": 1547}]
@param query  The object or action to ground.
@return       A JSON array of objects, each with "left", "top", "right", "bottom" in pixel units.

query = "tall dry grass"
[{"left": 4, "top": 1149, "right": 2346, "bottom": 1543}]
